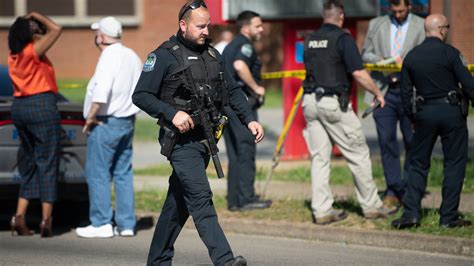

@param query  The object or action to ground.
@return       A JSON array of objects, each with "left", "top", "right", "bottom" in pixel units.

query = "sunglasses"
[
  {"left": 179, "top": 1, "right": 207, "bottom": 20},
  {"left": 439, "top": 24, "right": 450, "bottom": 29}
]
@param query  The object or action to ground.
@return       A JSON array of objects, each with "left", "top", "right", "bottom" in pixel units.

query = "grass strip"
[
  {"left": 134, "top": 189, "right": 474, "bottom": 239},
  {"left": 135, "top": 157, "right": 474, "bottom": 193}
]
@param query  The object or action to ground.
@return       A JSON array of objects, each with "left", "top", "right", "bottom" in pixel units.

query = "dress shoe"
[
  {"left": 238, "top": 199, "right": 272, "bottom": 211},
  {"left": 314, "top": 209, "right": 348, "bottom": 225},
  {"left": 364, "top": 206, "right": 397, "bottom": 219},
  {"left": 40, "top": 217, "right": 53, "bottom": 238},
  {"left": 391, "top": 216, "right": 420, "bottom": 229},
  {"left": 440, "top": 219, "right": 472, "bottom": 228},
  {"left": 224, "top": 255, "right": 247, "bottom": 266},
  {"left": 10, "top": 215, "right": 34, "bottom": 236}
]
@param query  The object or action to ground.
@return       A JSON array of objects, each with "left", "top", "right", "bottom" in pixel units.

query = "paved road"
[
  {"left": 134, "top": 108, "right": 474, "bottom": 168},
  {"left": 0, "top": 226, "right": 472, "bottom": 265}
]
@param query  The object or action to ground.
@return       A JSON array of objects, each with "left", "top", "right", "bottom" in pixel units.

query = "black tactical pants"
[
  {"left": 147, "top": 141, "right": 233, "bottom": 266},
  {"left": 223, "top": 107, "right": 257, "bottom": 208},
  {"left": 402, "top": 103, "right": 468, "bottom": 224}
]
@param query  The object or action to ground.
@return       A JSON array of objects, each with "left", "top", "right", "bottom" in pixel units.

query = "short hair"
[
  {"left": 322, "top": 0, "right": 344, "bottom": 18},
  {"left": 178, "top": 1, "right": 208, "bottom": 22},
  {"left": 236, "top": 11, "right": 260, "bottom": 29},
  {"left": 323, "top": 0, "right": 344, "bottom": 12},
  {"left": 390, "top": 0, "right": 410, "bottom": 6},
  {"left": 8, "top": 17, "right": 34, "bottom": 55}
]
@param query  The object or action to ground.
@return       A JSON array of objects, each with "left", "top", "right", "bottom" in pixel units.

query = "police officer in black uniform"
[
  {"left": 132, "top": 1, "right": 263, "bottom": 265},
  {"left": 392, "top": 14, "right": 474, "bottom": 229},
  {"left": 222, "top": 11, "right": 272, "bottom": 211}
]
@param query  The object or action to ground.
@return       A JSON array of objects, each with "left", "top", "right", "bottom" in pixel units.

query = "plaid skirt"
[{"left": 11, "top": 92, "right": 61, "bottom": 202}]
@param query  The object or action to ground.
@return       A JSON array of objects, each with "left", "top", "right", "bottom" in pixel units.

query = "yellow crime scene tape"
[
  {"left": 259, "top": 63, "right": 474, "bottom": 199},
  {"left": 261, "top": 64, "right": 474, "bottom": 80}
]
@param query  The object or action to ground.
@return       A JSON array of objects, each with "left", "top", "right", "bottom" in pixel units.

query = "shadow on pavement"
[{"left": 0, "top": 199, "right": 155, "bottom": 236}]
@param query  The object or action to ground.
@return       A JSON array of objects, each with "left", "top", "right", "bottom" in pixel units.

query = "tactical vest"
[
  {"left": 304, "top": 26, "right": 351, "bottom": 91},
  {"left": 159, "top": 38, "right": 228, "bottom": 112}
]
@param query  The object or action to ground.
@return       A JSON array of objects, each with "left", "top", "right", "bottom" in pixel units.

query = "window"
[
  {"left": 27, "top": 0, "right": 75, "bottom": 16},
  {"left": 0, "top": 0, "right": 15, "bottom": 17},
  {"left": 87, "top": 0, "right": 135, "bottom": 16},
  {"left": 0, "top": 0, "right": 142, "bottom": 27}
]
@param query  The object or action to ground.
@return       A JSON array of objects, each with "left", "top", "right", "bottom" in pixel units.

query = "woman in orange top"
[{"left": 8, "top": 12, "right": 62, "bottom": 237}]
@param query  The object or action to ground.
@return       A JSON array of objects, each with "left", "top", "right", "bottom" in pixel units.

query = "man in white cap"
[{"left": 76, "top": 16, "right": 142, "bottom": 238}]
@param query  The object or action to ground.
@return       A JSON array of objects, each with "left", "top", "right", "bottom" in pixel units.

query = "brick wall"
[
  {"left": 0, "top": 0, "right": 188, "bottom": 78},
  {"left": 0, "top": 1, "right": 472, "bottom": 79}
]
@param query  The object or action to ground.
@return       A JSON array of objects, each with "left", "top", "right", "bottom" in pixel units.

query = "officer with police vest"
[
  {"left": 302, "top": 0, "right": 394, "bottom": 225},
  {"left": 392, "top": 14, "right": 474, "bottom": 229},
  {"left": 132, "top": 1, "right": 263, "bottom": 265}
]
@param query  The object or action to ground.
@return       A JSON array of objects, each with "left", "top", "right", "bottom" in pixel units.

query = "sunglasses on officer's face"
[
  {"left": 438, "top": 24, "right": 450, "bottom": 30},
  {"left": 179, "top": 1, "right": 207, "bottom": 20}
]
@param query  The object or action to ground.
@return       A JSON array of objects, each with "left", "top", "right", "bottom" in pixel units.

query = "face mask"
[
  {"left": 94, "top": 35, "right": 100, "bottom": 48},
  {"left": 94, "top": 35, "right": 115, "bottom": 49}
]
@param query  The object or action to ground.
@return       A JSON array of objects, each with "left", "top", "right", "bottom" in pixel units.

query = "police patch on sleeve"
[
  {"left": 143, "top": 53, "right": 157, "bottom": 72},
  {"left": 241, "top": 44, "right": 253, "bottom": 58}
]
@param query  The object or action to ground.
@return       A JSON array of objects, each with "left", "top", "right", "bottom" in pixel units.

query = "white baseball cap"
[{"left": 91, "top": 16, "right": 122, "bottom": 38}]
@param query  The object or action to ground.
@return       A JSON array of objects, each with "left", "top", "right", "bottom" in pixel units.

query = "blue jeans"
[{"left": 86, "top": 115, "right": 136, "bottom": 230}]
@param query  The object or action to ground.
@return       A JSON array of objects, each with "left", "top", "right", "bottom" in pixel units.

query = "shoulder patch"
[
  {"left": 143, "top": 53, "right": 157, "bottom": 72},
  {"left": 241, "top": 44, "right": 253, "bottom": 58},
  {"left": 208, "top": 48, "right": 217, "bottom": 59}
]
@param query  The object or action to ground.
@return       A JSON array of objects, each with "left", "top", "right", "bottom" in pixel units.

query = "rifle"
[{"left": 182, "top": 67, "right": 227, "bottom": 179}]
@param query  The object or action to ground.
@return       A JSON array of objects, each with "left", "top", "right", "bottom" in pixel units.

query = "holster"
[
  {"left": 450, "top": 89, "right": 469, "bottom": 117},
  {"left": 336, "top": 88, "right": 349, "bottom": 112},
  {"left": 158, "top": 119, "right": 178, "bottom": 158},
  {"left": 243, "top": 86, "right": 264, "bottom": 109}
]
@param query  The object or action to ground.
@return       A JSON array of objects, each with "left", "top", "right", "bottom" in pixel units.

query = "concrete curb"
[
  {"left": 137, "top": 211, "right": 474, "bottom": 258},
  {"left": 216, "top": 217, "right": 474, "bottom": 257}
]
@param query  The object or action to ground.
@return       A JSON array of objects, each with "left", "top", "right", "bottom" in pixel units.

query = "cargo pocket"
[
  {"left": 343, "top": 124, "right": 366, "bottom": 147},
  {"left": 317, "top": 97, "right": 341, "bottom": 124},
  {"left": 302, "top": 94, "right": 317, "bottom": 122}
]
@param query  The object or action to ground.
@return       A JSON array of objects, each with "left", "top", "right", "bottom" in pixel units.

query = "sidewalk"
[{"left": 134, "top": 174, "right": 474, "bottom": 257}]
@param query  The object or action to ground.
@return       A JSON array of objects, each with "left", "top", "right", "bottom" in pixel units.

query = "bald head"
[{"left": 425, "top": 14, "right": 449, "bottom": 41}]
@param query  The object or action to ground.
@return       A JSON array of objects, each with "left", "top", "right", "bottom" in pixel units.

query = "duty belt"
[{"left": 423, "top": 96, "right": 449, "bottom": 105}]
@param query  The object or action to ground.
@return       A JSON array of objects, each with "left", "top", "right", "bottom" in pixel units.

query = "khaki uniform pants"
[{"left": 302, "top": 93, "right": 382, "bottom": 218}]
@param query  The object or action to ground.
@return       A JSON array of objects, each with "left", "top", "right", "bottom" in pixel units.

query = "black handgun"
[{"left": 362, "top": 100, "right": 381, "bottom": 118}]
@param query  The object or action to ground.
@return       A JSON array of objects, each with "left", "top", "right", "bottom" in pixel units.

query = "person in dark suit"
[
  {"left": 362, "top": 0, "right": 425, "bottom": 208},
  {"left": 392, "top": 14, "right": 474, "bottom": 229}
]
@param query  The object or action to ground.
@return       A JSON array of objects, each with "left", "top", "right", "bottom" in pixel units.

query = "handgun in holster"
[
  {"left": 158, "top": 119, "right": 178, "bottom": 158},
  {"left": 240, "top": 83, "right": 264, "bottom": 109},
  {"left": 447, "top": 89, "right": 469, "bottom": 117},
  {"left": 336, "top": 88, "right": 349, "bottom": 112},
  {"left": 411, "top": 91, "right": 424, "bottom": 116}
]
